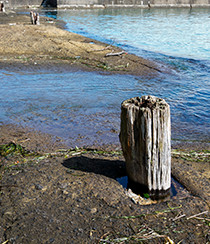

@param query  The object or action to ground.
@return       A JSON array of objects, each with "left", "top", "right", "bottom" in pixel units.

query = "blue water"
[
  {"left": 56, "top": 8, "right": 210, "bottom": 60},
  {"left": 0, "top": 8, "right": 209, "bottom": 146}
]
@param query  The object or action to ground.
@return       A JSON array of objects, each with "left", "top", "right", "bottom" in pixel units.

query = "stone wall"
[
  {"left": 4, "top": 0, "right": 41, "bottom": 8},
  {"left": 3, "top": 0, "right": 210, "bottom": 8},
  {"left": 58, "top": 0, "right": 210, "bottom": 7}
]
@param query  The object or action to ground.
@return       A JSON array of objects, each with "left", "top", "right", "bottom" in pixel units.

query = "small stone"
[
  {"left": 34, "top": 184, "right": 43, "bottom": 190},
  {"left": 78, "top": 228, "right": 83, "bottom": 233},
  {"left": 59, "top": 183, "right": 68, "bottom": 189},
  {"left": 90, "top": 208, "right": 97, "bottom": 214},
  {"left": 62, "top": 190, "right": 68, "bottom": 195}
]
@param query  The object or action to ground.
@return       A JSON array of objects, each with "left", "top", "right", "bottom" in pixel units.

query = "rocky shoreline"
[{"left": 0, "top": 10, "right": 209, "bottom": 244}]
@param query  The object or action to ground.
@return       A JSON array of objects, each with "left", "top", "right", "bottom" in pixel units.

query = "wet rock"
[{"left": 49, "top": 238, "right": 55, "bottom": 243}]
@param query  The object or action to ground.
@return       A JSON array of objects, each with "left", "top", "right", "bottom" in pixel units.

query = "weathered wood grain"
[{"left": 120, "top": 95, "right": 171, "bottom": 199}]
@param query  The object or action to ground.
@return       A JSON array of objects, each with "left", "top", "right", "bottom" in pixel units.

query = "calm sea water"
[{"left": 0, "top": 8, "right": 209, "bottom": 146}]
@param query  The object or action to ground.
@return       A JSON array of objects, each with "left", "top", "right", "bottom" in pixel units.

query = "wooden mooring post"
[
  {"left": 119, "top": 95, "right": 171, "bottom": 199},
  {"left": 0, "top": 2, "right": 5, "bottom": 12},
  {"left": 30, "top": 11, "right": 40, "bottom": 25}
]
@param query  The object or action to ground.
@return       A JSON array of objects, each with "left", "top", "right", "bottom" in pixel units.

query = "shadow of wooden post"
[{"left": 119, "top": 95, "right": 171, "bottom": 199}]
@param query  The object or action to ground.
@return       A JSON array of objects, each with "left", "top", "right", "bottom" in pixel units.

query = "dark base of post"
[{"left": 127, "top": 179, "right": 171, "bottom": 200}]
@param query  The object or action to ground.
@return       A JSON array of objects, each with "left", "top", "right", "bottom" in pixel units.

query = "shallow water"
[
  {"left": 54, "top": 8, "right": 210, "bottom": 60},
  {"left": 0, "top": 8, "right": 209, "bottom": 147},
  {"left": 116, "top": 175, "right": 190, "bottom": 199}
]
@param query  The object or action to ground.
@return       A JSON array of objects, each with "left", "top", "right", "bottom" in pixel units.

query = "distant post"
[
  {"left": 120, "top": 95, "right": 171, "bottom": 199},
  {"left": 30, "top": 11, "right": 40, "bottom": 25},
  {"left": 0, "top": 2, "right": 5, "bottom": 12}
]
